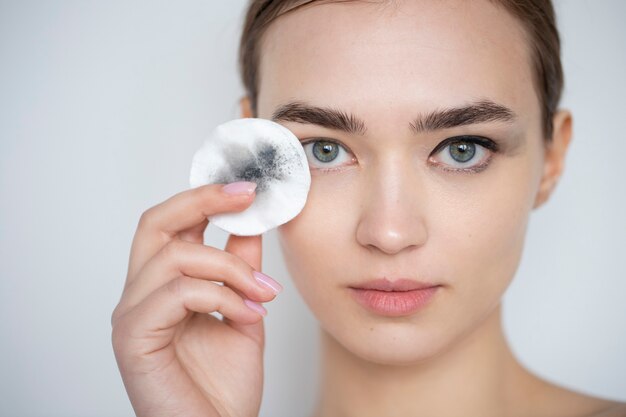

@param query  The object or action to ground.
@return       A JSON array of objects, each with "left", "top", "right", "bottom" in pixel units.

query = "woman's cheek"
[
  {"left": 278, "top": 170, "right": 360, "bottom": 291},
  {"left": 432, "top": 161, "right": 535, "bottom": 318},
  {"left": 279, "top": 156, "right": 535, "bottom": 314}
]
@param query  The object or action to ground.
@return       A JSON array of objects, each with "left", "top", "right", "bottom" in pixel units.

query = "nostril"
[
  {"left": 355, "top": 174, "right": 429, "bottom": 254},
  {"left": 356, "top": 203, "right": 428, "bottom": 255},
  {"left": 356, "top": 217, "right": 428, "bottom": 255}
]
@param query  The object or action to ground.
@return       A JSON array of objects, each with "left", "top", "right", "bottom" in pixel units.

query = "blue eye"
[
  {"left": 448, "top": 142, "right": 476, "bottom": 163},
  {"left": 302, "top": 139, "right": 354, "bottom": 170},
  {"left": 312, "top": 141, "right": 339, "bottom": 162},
  {"left": 429, "top": 135, "right": 499, "bottom": 173}
]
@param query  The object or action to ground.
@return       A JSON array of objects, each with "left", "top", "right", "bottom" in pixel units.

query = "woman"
[{"left": 111, "top": 1, "right": 626, "bottom": 416}]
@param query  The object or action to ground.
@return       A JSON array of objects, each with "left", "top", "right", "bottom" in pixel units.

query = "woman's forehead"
[{"left": 257, "top": 0, "right": 538, "bottom": 124}]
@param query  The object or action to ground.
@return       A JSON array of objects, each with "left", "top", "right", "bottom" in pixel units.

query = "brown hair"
[{"left": 238, "top": 0, "right": 563, "bottom": 140}]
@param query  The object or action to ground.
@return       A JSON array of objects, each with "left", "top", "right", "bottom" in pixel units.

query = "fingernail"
[
  {"left": 253, "top": 271, "right": 283, "bottom": 295},
  {"left": 222, "top": 181, "right": 257, "bottom": 195},
  {"left": 244, "top": 299, "right": 267, "bottom": 316}
]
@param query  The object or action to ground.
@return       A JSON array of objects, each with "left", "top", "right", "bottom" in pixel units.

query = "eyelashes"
[
  {"left": 428, "top": 135, "right": 500, "bottom": 174},
  {"left": 300, "top": 135, "right": 500, "bottom": 174},
  {"left": 301, "top": 139, "right": 356, "bottom": 171}
]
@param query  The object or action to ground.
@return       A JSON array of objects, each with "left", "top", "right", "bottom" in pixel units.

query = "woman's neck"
[{"left": 311, "top": 304, "right": 538, "bottom": 417}]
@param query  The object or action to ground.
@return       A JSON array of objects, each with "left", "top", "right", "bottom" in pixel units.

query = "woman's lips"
[{"left": 348, "top": 279, "right": 441, "bottom": 317}]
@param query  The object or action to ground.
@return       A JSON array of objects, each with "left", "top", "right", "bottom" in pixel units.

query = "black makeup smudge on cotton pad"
[{"left": 214, "top": 141, "right": 289, "bottom": 192}]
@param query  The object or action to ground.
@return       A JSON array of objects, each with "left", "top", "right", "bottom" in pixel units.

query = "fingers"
[
  {"left": 113, "top": 182, "right": 278, "bottom": 359},
  {"left": 127, "top": 182, "right": 257, "bottom": 281},
  {"left": 117, "top": 238, "right": 279, "bottom": 319},
  {"left": 225, "top": 234, "right": 262, "bottom": 271},
  {"left": 177, "top": 218, "right": 209, "bottom": 244},
  {"left": 222, "top": 234, "right": 268, "bottom": 343},
  {"left": 112, "top": 276, "right": 265, "bottom": 355},
  {"left": 143, "top": 183, "right": 258, "bottom": 235}
]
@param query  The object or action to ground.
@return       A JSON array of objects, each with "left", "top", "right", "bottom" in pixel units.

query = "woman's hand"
[{"left": 111, "top": 182, "right": 281, "bottom": 417}]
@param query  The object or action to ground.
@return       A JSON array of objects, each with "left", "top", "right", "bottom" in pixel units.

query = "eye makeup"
[
  {"left": 189, "top": 118, "right": 311, "bottom": 235},
  {"left": 298, "top": 134, "right": 504, "bottom": 175},
  {"left": 300, "top": 137, "right": 357, "bottom": 172},
  {"left": 427, "top": 135, "right": 501, "bottom": 174}
]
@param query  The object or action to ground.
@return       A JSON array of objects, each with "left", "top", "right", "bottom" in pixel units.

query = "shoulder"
[
  {"left": 521, "top": 375, "right": 626, "bottom": 417},
  {"left": 544, "top": 390, "right": 626, "bottom": 417},
  {"left": 582, "top": 401, "right": 626, "bottom": 417}
]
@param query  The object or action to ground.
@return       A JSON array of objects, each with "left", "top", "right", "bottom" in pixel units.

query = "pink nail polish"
[
  {"left": 222, "top": 181, "right": 257, "bottom": 195},
  {"left": 253, "top": 271, "right": 283, "bottom": 294},
  {"left": 244, "top": 299, "right": 267, "bottom": 316}
]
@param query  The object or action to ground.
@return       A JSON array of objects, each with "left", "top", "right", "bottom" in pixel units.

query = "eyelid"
[
  {"left": 428, "top": 135, "right": 499, "bottom": 174},
  {"left": 299, "top": 135, "right": 498, "bottom": 174},
  {"left": 300, "top": 137, "right": 357, "bottom": 171},
  {"left": 299, "top": 137, "right": 356, "bottom": 155},
  {"left": 429, "top": 135, "right": 500, "bottom": 156}
]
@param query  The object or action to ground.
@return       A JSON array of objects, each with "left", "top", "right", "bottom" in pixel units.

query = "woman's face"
[{"left": 255, "top": 0, "right": 547, "bottom": 364}]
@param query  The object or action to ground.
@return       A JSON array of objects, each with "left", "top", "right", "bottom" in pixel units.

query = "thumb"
[{"left": 223, "top": 234, "right": 265, "bottom": 346}]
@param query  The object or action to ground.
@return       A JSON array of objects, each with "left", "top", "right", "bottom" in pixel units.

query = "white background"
[{"left": 0, "top": 1, "right": 624, "bottom": 416}]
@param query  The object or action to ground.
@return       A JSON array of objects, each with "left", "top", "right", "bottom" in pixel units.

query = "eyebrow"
[
  {"left": 409, "top": 99, "right": 516, "bottom": 134},
  {"left": 270, "top": 99, "right": 517, "bottom": 135},
  {"left": 272, "top": 100, "right": 367, "bottom": 135}
]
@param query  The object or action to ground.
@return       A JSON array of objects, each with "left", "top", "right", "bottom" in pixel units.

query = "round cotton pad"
[{"left": 189, "top": 118, "right": 311, "bottom": 236}]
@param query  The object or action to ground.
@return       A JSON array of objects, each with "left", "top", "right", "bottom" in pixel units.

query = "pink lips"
[{"left": 348, "top": 278, "right": 440, "bottom": 317}]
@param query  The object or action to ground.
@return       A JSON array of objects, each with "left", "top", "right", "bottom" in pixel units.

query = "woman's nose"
[{"left": 355, "top": 162, "right": 429, "bottom": 255}]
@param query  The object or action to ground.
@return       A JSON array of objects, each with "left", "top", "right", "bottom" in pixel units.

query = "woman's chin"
[{"left": 322, "top": 320, "right": 449, "bottom": 366}]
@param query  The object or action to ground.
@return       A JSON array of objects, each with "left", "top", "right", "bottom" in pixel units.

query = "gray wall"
[{"left": 0, "top": 1, "right": 624, "bottom": 416}]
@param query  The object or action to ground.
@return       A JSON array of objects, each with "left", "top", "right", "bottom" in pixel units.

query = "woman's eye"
[
  {"left": 301, "top": 139, "right": 354, "bottom": 170},
  {"left": 429, "top": 135, "right": 499, "bottom": 173}
]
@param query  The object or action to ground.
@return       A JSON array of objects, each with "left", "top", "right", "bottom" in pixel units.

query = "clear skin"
[{"left": 111, "top": 0, "right": 626, "bottom": 416}]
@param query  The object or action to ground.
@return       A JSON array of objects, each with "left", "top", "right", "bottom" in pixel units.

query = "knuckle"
[
  {"left": 225, "top": 251, "right": 251, "bottom": 276},
  {"left": 110, "top": 305, "right": 122, "bottom": 328},
  {"left": 110, "top": 302, "right": 131, "bottom": 338},
  {"left": 194, "top": 183, "right": 218, "bottom": 205},
  {"left": 165, "top": 275, "right": 194, "bottom": 302},
  {"left": 137, "top": 207, "right": 156, "bottom": 230},
  {"left": 221, "top": 256, "right": 254, "bottom": 290},
  {"left": 194, "top": 183, "right": 251, "bottom": 214},
  {"left": 213, "top": 285, "right": 230, "bottom": 309},
  {"left": 111, "top": 317, "right": 129, "bottom": 351},
  {"left": 161, "top": 238, "right": 185, "bottom": 260},
  {"left": 165, "top": 276, "right": 184, "bottom": 298},
  {"left": 222, "top": 251, "right": 241, "bottom": 271},
  {"left": 216, "top": 282, "right": 231, "bottom": 298}
]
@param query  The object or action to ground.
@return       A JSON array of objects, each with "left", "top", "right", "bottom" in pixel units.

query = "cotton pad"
[{"left": 189, "top": 118, "right": 311, "bottom": 236}]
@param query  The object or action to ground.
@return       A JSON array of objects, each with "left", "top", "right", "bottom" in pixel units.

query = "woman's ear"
[
  {"left": 533, "top": 109, "right": 573, "bottom": 209},
  {"left": 240, "top": 96, "right": 254, "bottom": 118}
]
